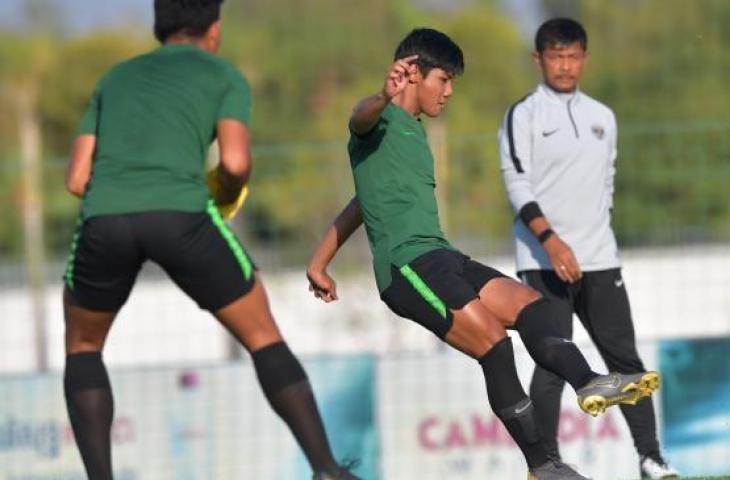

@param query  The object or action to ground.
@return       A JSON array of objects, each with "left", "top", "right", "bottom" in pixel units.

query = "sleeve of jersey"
[
  {"left": 217, "top": 67, "right": 252, "bottom": 126},
  {"left": 76, "top": 83, "right": 101, "bottom": 135},
  {"left": 348, "top": 116, "right": 385, "bottom": 145},
  {"left": 606, "top": 112, "right": 618, "bottom": 209},
  {"left": 498, "top": 102, "right": 536, "bottom": 214}
]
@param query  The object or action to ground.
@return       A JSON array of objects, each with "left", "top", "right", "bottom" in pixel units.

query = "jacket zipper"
[{"left": 567, "top": 99, "right": 579, "bottom": 138}]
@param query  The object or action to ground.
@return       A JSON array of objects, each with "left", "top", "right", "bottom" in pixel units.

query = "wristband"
[
  {"left": 538, "top": 228, "right": 554, "bottom": 244},
  {"left": 519, "top": 201, "right": 544, "bottom": 226}
]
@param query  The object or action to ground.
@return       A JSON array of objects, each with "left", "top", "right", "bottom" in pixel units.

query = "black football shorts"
[
  {"left": 63, "top": 201, "right": 256, "bottom": 312},
  {"left": 380, "top": 248, "right": 506, "bottom": 339}
]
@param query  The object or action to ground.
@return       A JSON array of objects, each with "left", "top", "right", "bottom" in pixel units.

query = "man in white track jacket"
[{"left": 498, "top": 18, "right": 679, "bottom": 479}]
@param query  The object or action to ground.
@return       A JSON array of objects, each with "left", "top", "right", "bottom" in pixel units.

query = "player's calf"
[
  {"left": 64, "top": 351, "right": 114, "bottom": 480},
  {"left": 515, "top": 298, "right": 598, "bottom": 390}
]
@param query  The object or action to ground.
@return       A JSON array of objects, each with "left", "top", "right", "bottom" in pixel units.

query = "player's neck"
[
  {"left": 542, "top": 82, "right": 578, "bottom": 99},
  {"left": 165, "top": 35, "right": 213, "bottom": 53}
]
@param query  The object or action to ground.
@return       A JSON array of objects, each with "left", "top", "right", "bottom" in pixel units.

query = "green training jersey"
[
  {"left": 348, "top": 102, "right": 452, "bottom": 292},
  {"left": 77, "top": 43, "right": 251, "bottom": 219}
]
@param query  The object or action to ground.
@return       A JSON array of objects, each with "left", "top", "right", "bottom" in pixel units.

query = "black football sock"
[
  {"left": 479, "top": 337, "right": 548, "bottom": 469},
  {"left": 515, "top": 299, "right": 598, "bottom": 390},
  {"left": 64, "top": 352, "right": 114, "bottom": 480},
  {"left": 252, "top": 342, "right": 340, "bottom": 474}
]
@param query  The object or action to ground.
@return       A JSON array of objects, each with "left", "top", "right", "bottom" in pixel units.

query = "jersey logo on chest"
[{"left": 591, "top": 125, "right": 605, "bottom": 140}]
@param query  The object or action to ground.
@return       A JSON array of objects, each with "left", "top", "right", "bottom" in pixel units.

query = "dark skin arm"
[
  {"left": 307, "top": 57, "right": 417, "bottom": 299},
  {"left": 214, "top": 119, "right": 252, "bottom": 204},
  {"left": 65, "top": 134, "right": 96, "bottom": 197},
  {"left": 349, "top": 55, "right": 419, "bottom": 136},
  {"left": 306, "top": 197, "right": 363, "bottom": 302}
]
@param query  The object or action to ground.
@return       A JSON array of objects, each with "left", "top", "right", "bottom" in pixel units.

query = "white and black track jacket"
[{"left": 498, "top": 83, "right": 621, "bottom": 272}]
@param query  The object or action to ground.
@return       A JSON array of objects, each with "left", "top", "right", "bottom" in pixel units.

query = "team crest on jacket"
[{"left": 591, "top": 125, "right": 605, "bottom": 140}]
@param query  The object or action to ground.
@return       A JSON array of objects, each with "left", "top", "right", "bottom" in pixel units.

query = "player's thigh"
[
  {"left": 381, "top": 249, "right": 506, "bottom": 356},
  {"left": 447, "top": 299, "right": 508, "bottom": 358},
  {"left": 380, "top": 262, "right": 455, "bottom": 340},
  {"left": 143, "top": 210, "right": 257, "bottom": 312},
  {"left": 213, "top": 273, "right": 283, "bottom": 352},
  {"left": 468, "top": 260, "right": 540, "bottom": 326},
  {"left": 64, "top": 289, "right": 118, "bottom": 354},
  {"left": 141, "top": 210, "right": 282, "bottom": 351},
  {"left": 63, "top": 215, "right": 144, "bottom": 313}
]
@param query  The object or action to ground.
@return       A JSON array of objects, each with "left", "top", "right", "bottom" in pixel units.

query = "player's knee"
[
  {"left": 67, "top": 341, "right": 104, "bottom": 355},
  {"left": 463, "top": 339, "right": 494, "bottom": 359},
  {"left": 515, "top": 294, "right": 551, "bottom": 326},
  {"left": 517, "top": 286, "right": 543, "bottom": 312},
  {"left": 65, "top": 327, "right": 108, "bottom": 354},
  {"left": 468, "top": 329, "right": 509, "bottom": 361},
  {"left": 497, "top": 288, "right": 543, "bottom": 328},
  {"left": 450, "top": 322, "right": 506, "bottom": 359},
  {"left": 251, "top": 342, "right": 308, "bottom": 399}
]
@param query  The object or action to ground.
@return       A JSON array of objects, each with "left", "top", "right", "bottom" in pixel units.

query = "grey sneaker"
[
  {"left": 640, "top": 453, "right": 680, "bottom": 479},
  {"left": 576, "top": 371, "right": 660, "bottom": 417},
  {"left": 312, "top": 461, "right": 361, "bottom": 480},
  {"left": 528, "top": 457, "right": 590, "bottom": 479}
]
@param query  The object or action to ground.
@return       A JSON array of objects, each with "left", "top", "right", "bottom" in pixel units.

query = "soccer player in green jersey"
[
  {"left": 307, "top": 28, "right": 658, "bottom": 479},
  {"left": 63, "top": 1, "right": 357, "bottom": 479}
]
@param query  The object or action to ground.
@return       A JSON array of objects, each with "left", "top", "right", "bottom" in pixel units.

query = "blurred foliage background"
[{"left": 1, "top": 0, "right": 728, "bottom": 272}]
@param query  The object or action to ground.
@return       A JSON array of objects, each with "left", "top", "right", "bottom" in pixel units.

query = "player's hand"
[
  {"left": 306, "top": 268, "right": 338, "bottom": 303},
  {"left": 217, "top": 185, "right": 248, "bottom": 220},
  {"left": 206, "top": 169, "right": 248, "bottom": 220},
  {"left": 543, "top": 234, "right": 582, "bottom": 283},
  {"left": 382, "top": 55, "right": 419, "bottom": 100}
]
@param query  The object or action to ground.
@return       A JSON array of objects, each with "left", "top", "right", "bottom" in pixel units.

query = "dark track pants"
[{"left": 521, "top": 268, "right": 660, "bottom": 458}]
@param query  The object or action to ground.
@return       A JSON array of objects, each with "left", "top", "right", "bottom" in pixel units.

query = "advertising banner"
[
  {"left": 0, "top": 356, "right": 376, "bottom": 480},
  {"left": 660, "top": 337, "right": 730, "bottom": 476},
  {"left": 377, "top": 338, "right": 659, "bottom": 480}
]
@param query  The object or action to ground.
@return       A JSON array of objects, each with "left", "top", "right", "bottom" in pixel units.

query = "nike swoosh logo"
[
  {"left": 402, "top": 130, "right": 418, "bottom": 136},
  {"left": 615, "top": 279, "right": 624, "bottom": 287},
  {"left": 542, "top": 128, "right": 559, "bottom": 137},
  {"left": 514, "top": 400, "right": 532, "bottom": 415}
]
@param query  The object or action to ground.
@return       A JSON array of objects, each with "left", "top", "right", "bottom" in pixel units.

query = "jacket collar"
[{"left": 536, "top": 83, "right": 581, "bottom": 105}]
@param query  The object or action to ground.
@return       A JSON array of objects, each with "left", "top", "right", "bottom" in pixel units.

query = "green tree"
[
  {"left": 577, "top": 0, "right": 730, "bottom": 244},
  {"left": 0, "top": 32, "right": 56, "bottom": 369}
]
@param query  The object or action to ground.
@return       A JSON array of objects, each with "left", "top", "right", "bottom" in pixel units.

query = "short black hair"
[
  {"left": 534, "top": 18, "right": 587, "bottom": 53},
  {"left": 394, "top": 28, "right": 465, "bottom": 77},
  {"left": 154, "top": 0, "right": 224, "bottom": 43}
]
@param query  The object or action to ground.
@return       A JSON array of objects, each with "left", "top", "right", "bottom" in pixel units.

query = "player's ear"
[
  {"left": 206, "top": 20, "right": 222, "bottom": 52},
  {"left": 532, "top": 50, "right": 541, "bottom": 66}
]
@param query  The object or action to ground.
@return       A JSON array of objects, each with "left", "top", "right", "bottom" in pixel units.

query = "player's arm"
[
  {"left": 67, "top": 79, "right": 102, "bottom": 198},
  {"left": 65, "top": 134, "right": 96, "bottom": 197},
  {"left": 349, "top": 54, "right": 419, "bottom": 136},
  {"left": 498, "top": 103, "right": 581, "bottom": 282},
  {"left": 527, "top": 214, "right": 580, "bottom": 283},
  {"left": 306, "top": 196, "right": 363, "bottom": 302},
  {"left": 214, "top": 119, "right": 252, "bottom": 205}
]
